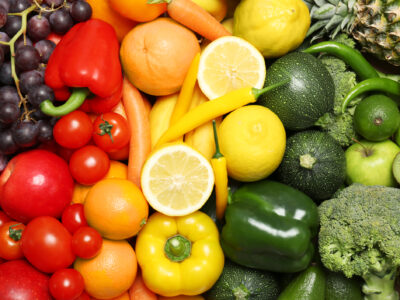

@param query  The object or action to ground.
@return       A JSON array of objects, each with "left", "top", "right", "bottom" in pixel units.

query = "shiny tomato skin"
[
  {"left": 0, "top": 211, "right": 11, "bottom": 227},
  {"left": 93, "top": 112, "right": 130, "bottom": 152},
  {"left": 0, "top": 222, "right": 25, "bottom": 260},
  {"left": 53, "top": 111, "right": 93, "bottom": 149},
  {"left": 61, "top": 203, "right": 88, "bottom": 234},
  {"left": 49, "top": 268, "right": 84, "bottom": 300},
  {"left": 71, "top": 226, "right": 103, "bottom": 259},
  {"left": 69, "top": 145, "right": 110, "bottom": 185},
  {"left": 0, "top": 259, "right": 51, "bottom": 299},
  {"left": 20, "top": 216, "right": 75, "bottom": 273}
]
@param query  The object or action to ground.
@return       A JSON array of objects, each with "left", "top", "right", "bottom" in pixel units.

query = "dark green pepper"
[{"left": 220, "top": 180, "right": 319, "bottom": 273}]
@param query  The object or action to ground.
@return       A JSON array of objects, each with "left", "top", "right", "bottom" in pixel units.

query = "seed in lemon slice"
[
  {"left": 141, "top": 143, "right": 215, "bottom": 216},
  {"left": 197, "top": 36, "right": 266, "bottom": 100}
]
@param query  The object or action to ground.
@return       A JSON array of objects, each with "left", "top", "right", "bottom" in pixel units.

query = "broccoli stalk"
[{"left": 318, "top": 184, "right": 400, "bottom": 300}]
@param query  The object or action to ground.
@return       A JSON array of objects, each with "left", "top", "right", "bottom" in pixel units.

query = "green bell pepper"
[{"left": 220, "top": 180, "right": 319, "bottom": 273}]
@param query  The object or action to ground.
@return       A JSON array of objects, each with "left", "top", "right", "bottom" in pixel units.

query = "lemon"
[
  {"left": 141, "top": 143, "right": 214, "bottom": 216},
  {"left": 192, "top": 0, "right": 227, "bottom": 21},
  {"left": 219, "top": 105, "right": 286, "bottom": 182},
  {"left": 197, "top": 36, "right": 266, "bottom": 100},
  {"left": 233, "top": 0, "right": 310, "bottom": 58}
]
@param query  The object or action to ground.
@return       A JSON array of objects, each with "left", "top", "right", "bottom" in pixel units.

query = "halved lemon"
[
  {"left": 197, "top": 36, "right": 266, "bottom": 100},
  {"left": 141, "top": 143, "right": 215, "bottom": 216}
]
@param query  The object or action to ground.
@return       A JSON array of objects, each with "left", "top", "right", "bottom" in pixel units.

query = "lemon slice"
[
  {"left": 197, "top": 36, "right": 266, "bottom": 100},
  {"left": 141, "top": 143, "right": 215, "bottom": 216}
]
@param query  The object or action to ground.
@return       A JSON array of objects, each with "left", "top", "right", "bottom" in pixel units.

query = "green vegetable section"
[{"left": 220, "top": 180, "right": 319, "bottom": 273}]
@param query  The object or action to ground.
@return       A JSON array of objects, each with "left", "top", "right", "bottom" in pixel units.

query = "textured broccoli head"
[{"left": 319, "top": 184, "right": 400, "bottom": 279}]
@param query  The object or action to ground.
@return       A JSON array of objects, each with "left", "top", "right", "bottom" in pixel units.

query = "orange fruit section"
[{"left": 120, "top": 18, "right": 201, "bottom": 96}]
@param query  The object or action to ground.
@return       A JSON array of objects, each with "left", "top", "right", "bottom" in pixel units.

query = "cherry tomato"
[
  {"left": 61, "top": 204, "right": 88, "bottom": 234},
  {"left": 93, "top": 112, "right": 130, "bottom": 152},
  {"left": 71, "top": 226, "right": 102, "bottom": 259},
  {"left": 0, "top": 222, "right": 25, "bottom": 260},
  {"left": 69, "top": 145, "right": 110, "bottom": 185},
  {"left": 74, "top": 291, "right": 90, "bottom": 300},
  {"left": 0, "top": 211, "right": 11, "bottom": 227},
  {"left": 20, "top": 216, "right": 75, "bottom": 273},
  {"left": 49, "top": 268, "right": 84, "bottom": 300},
  {"left": 53, "top": 111, "right": 93, "bottom": 149}
]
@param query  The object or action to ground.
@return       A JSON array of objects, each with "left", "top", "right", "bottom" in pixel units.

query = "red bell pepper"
[{"left": 41, "top": 19, "right": 123, "bottom": 116}]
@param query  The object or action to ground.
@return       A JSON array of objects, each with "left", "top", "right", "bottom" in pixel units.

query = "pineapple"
[{"left": 303, "top": 0, "right": 400, "bottom": 66}]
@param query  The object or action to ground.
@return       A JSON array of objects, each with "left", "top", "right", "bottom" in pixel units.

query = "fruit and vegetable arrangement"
[{"left": 1, "top": 0, "right": 400, "bottom": 299}]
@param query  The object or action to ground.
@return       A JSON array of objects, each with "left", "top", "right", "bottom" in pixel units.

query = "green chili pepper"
[
  {"left": 341, "top": 78, "right": 400, "bottom": 113},
  {"left": 303, "top": 41, "right": 379, "bottom": 81}
]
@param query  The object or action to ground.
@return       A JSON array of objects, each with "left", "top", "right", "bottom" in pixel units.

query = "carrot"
[
  {"left": 129, "top": 270, "right": 158, "bottom": 300},
  {"left": 148, "top": 0, "right": 231, "bottom": 41},
  {"left": 122, "top": 78, "right": 151, "bottom": 188}
]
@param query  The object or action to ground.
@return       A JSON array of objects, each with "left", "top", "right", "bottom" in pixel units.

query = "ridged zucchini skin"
[
  {"left": 277, "top": 130, "right": 346, "bottom": 201},
  {"left": 258, "top": 52, "right": 335, "bottom": 131}
]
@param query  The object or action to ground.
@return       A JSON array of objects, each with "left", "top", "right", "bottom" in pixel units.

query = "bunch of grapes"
[{"left": 0, "top": 0, "right": 92, "bottom": 167}]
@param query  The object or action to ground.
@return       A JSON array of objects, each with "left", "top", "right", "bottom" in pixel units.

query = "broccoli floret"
[
  {"left": 318, "top": 184, "right": 400, "bottom": 300},
  {"left": 314, "top": 34, "right": 361, "bottom": 147}
]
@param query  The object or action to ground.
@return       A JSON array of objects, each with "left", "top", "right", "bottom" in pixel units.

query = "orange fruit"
[
  {"left": 71, "top": 161, "right": 128, "bottom": 204},
  {"left": 84, "top": 178, "right": 148, "bottom": 240},
  {"left": 120, "top": 18, "right": 201, "bottom": 96},
  {"left": 109, "top": 0, "right": 166, "bottom": 23},
  {"left": 91, "top": 291, "right": 130, "bottom": 300},
  {"left": 74, "top": 239, "right": 137, "bottom": 299},
  {"left": 86, "top": 0, "right": 137, "bottom": 42}
]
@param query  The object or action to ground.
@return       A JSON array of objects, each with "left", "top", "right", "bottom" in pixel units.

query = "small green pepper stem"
[
  {"left": 341, "top": 78, "right": 400, "bottom": 113},
  {"left": 252, "top": 79, "right": 290, "bottom": 100},
  {"left": 212, "top": 120, "right": 223, "bottom": 159},
  {"left": 40, "top": 87, "right": 91, "bottom": 117},
  {"left": 303, "top": 41, "right": 379, "bottom": 81},
  {"left": 164, "top": 234, "right": 191, "bottom": 262}
]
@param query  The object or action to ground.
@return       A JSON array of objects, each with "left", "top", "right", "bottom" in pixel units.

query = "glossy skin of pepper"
[
  {"left": 221, "top": 180, "right": 319, "bottom": 273},
  {"left": 42, "top": 19, "right": 123, "bottom": 115},
  {"left": 135, "top": 211, "right": 224, "bottom": 297}
]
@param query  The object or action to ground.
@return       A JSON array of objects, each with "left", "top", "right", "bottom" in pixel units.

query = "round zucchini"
[
  {"left": 258, "top": 52, "right": 335, "bottom": 131},
  {"left": 277, "top": 130, "right": 346, "bottom": 201}
]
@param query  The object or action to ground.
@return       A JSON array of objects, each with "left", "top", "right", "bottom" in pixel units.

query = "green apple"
[{"left": 345, "top": 139, "right": 400, "bottom": 187}]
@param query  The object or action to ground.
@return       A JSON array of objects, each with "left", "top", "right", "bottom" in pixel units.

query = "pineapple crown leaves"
[{"left": 305, "top": 0, "right": 358, "bottom": 42}]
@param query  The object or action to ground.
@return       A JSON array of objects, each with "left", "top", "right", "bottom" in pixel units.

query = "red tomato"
[
  {"left": 93, "top": 112, "right": 130, "bottom": 152},
  {"left": 0, "top": 222, "right": 25, "bottom": 260},
  {"left": 69, "top": 145, "right": 110, "bottom": 185},
  {"left": 75, "top": 291, "right": 91, "bottom": 300},
  {"left": 49, "top": 268, "right": 84, "bottom": 300},
  {"left": 0, "top": 211, "right": 11, "bottom": 227},
  {"left": 71, "top": 226, "right": 102, "bottom": 259},
  {"left": 53, "top": 111, "right": 93, "bottom": 149},
  {"left": 20, "top": 216, "right": 75, "bottom": 273},
  {"left": 61, "top": 204, "right": 88, "bottom": 234}
]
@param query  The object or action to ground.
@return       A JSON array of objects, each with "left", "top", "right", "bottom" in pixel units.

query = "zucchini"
[
  {"left": 258, "top": 52, "right": 334, "bottom": 131},
  {"left": 277, "top": 130, "right": 346, "bottom": 201}
]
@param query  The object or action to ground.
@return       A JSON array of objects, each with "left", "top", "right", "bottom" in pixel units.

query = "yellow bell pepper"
[{"left": 135, "top": 211, "right": 224, "bottom": 297}]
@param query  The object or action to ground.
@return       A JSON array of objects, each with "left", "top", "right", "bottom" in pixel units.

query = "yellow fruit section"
[
  {"left": 191, "top": 0, "right": 227, "bottom": 21},
  {"left": 74, "top": 239, "right": 137, "bottom": 300},
  {"left": 218, "top": 105, "right": 286, "bottom": 182},
  {"left": 233, "top": 0, "right": 310, "bottom": 57}
]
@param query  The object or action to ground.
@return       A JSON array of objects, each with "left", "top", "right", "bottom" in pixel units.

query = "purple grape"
[
  {"left": 45, "top": 0, "right": 64, "bottom": 7},
  {"left": 10, "top": 0, "right": 30, "bottom": 12},
  {"left": 30, "top": 106, "right": 48, "bottom": 119},
  {"left": 15, "top": 44, "right": 41, "bottom": 71},
  {"left": 0, "top": 0, "right": 11, "bottom": 11},
  {"left": 0, "top": 86, "right": 20, "bottom": 105},
  {"left": 0, "top": 129, "right": 18, "bottom": 154},
  {"left": 0, "top": 62, "right": 13, "bottom": 85},
  {"left": 0, "top": 153, "right": 8, "bottom": 172},
  {"left": 34, "top": 39, "right": 55, "bottom": 63},
  {"left": 3, "top": 15, "right": 22, "bottom": 38},
  {"left": 0, "top": 47, "right": 4, "bottom": 66},
  {"left": 27, "top": 84, "right": 54, "bottom": 107},
  {"left": 0, "top": 31, "right": 10, "bottom": 54},
  {"left": 12, "top": 119, "right": 39, "bottom": 148},
  {"left": 14, "top": 35, "right": 33, "bottom": 50},
  {"left": 27, "top": 15, "right": 51, "bottom": 41},
  {"left": 70, "top": 0, "right": 92, "bottom": 22},
  {"left": 19, "top": 69, "right": 44, "bottom": 94},
  {"left": 37, "top": 119, "right": 53, "bottom": 142},
  {"left": 0, "top": 102, "right": 20, "bottom": 124},
  {"left": 49, "top": 9, "right": 73, "bottom": 35},
  {"left": 0, "top": 6, "right": 7, "bottom": 28}
]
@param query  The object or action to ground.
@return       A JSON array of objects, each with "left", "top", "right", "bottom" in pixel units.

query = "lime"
[
  {"left": 392, "top": 152, "right": 400, "bottom": 185},
  {"left": 353, "top": 94, "right": 400, "bottom": 142}
]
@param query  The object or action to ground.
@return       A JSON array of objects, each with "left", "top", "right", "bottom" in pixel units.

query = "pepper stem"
[
  {"left": 252, "top": 79, "right": 290, "bottom": 100},
  {"left": 164, "top": 234, "right": 191, "bottom": 262},
  {"left": 212, "top": 120, "right": 223, "bottom": 159},
  {"left": 40, "top": 87, "right": 91, "bottom": 117},
  {"left": 9, "top": 224, "right": 23, "bottom": 241}
]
